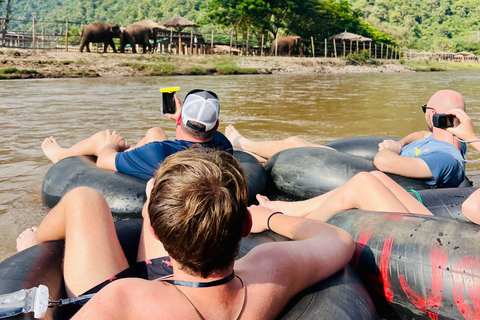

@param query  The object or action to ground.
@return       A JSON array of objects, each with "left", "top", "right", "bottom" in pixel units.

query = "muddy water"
[{"left": 1, "top": 71, "right": 480, "bottom": 261}]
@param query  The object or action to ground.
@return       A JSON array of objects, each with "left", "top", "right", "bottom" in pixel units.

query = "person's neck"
[
  {"left": 432, "top": 128, "right": 462, "bottom": 150},
  {"left": 169, "top": 259, "right": 235, "bottom": 284},
  {"left": 175, "top": 126, "right": 210, "bottom": 143}
]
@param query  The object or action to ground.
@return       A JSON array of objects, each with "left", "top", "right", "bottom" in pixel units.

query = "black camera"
[
  {"left": 159, "top": 87, "right": 180, "bottom": 114},
  {"left": 433, "top": 114, "right": 454, "bottom": 128}
]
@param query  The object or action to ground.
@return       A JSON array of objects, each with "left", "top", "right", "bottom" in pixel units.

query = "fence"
[{"left": 1, "top": 19, "right": 478, "bottom": 61}]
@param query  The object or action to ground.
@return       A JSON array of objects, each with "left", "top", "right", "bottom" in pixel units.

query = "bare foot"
[
  {"left": 256, "top": 194, "right": 304, "bottom": 217},
  {"left": 105, "top": 130, "right": 130, "bottom": 152},
  {"left": 42, "top": 136, "right": 65, "bottom": 164},
  {"left": 225, "top": 125, "right": 248, "bottom": 151},
  {"left": 16, "top": 227, "right": 39, "bottom": 252}
]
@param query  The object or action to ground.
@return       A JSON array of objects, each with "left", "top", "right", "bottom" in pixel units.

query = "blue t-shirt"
[
  {"left": 400, "top": 135, "right": 466, "bottom": 187},
  {"left": 115, "top": 131, "right": 233, "bottom": 180}
]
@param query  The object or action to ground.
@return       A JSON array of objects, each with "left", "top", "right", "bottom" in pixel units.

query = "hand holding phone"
[{"left": 159, "top": 87, "right": 180, "bottom": 114}]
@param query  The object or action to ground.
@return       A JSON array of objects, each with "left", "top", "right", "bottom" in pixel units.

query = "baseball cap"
[{"left": 181, "top": 89, "right": 220, "bottom": 132}]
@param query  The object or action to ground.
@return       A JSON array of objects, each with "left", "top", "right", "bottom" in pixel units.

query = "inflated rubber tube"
[
  {"left": 41, "top": 156, "right": 148, "bottom": 220},
  {"left": 324, "top": 136, "right": 398, "bottom": 161},
  {"left": 41, "top": 151, "right": 267, "bottom": 218},
  {"left": 265, "top": 147, "right": 435, "bottom": 200},
  {"left": 0, "top": 220, "right": 376, "bottom": 319},
  {"left": 410, "top": 187, "right": 478, "bottom": 222},
  {"left": 327, "top": 210, "right": 480, "bottom": 320},
  {"left": 240, "top": 232, "right": 377, "bottom": 320}
]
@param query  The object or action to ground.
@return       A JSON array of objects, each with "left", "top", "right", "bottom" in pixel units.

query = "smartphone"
[
  {"left": 159, "top": 87, "right": 180, "bottom": 114},
  {"left": 433, "top": 114, "right": 454, "bottom": 128}
]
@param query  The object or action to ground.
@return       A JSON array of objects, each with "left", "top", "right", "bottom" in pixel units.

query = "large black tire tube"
[
  {"left": 41, "top": 152, "right": 267, "bottom": 218},
  {"left": 240, "top": 232, "right": 377, "bottom": 320},
  {"left": 327, "top": 210, "right": 480, "bottom": 320},
  {"left": 265, "top": 147, "right": 434, "bottom": 200},
  {"left": 324, "top": 136, "right": 398, "bottom": 161}
]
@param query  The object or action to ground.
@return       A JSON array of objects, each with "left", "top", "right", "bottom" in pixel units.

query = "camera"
[
  {"left": 159, "top": 87, "right": 180, "bottom": 114},
  {"left": 433, "top": 114, "right": 455, "bottom": 128}
]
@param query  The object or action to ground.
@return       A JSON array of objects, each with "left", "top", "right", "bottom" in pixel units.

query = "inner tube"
[
  {"left": 266, "top": 143, "right": 471, "bottom": 200},
  {"left": 0, "top": 219, "right": 376, "bottom": 319},
  {"left": 327, "top": 210, "right": 480, "bottom": 320},
  {"left": 41, "top": 151, "right": 267, "bottom": 219},
  {"left": 324, "top": 136, "right": 398, "bottom": 161},
  {"left": 240, "top": 232, "right": 377, "bottom": 319}
]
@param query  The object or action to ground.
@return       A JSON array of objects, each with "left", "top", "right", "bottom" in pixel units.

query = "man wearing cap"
[{"left": 41, "top": 89, "right": 232, "bottom": 180}]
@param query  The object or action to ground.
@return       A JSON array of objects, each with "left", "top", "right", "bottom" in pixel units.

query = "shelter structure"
[
  {"left": 327, "top": 30, "right": 372, "bottom": 57},
  {"left": 160, "top": 16, "right": 199, "bottom": 55}
]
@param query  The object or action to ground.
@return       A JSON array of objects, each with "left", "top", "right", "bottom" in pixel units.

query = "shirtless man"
[
  {"left": 226, "top": 90, "right": 467, "bottom": 188},
  {"left": 41, "top": 89, "right": 232, "bottom": 180},
  {"left": 16, "top": 148, "right": 354, "bottom": 319}
]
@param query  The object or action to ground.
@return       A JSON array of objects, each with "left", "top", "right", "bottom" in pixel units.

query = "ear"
[
  {"left": 213, "top": 120, "right": 220, "bottom": 131},
  {"left": 242, "top": 210, "right": 252, "bottom": 238}
]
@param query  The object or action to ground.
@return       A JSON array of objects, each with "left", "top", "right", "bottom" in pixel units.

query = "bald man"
[{"left": 373, "top": 90, "right": 467, "bottom": 188}]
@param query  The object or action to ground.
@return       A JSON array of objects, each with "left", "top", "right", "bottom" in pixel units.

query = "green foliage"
[
  {"left": 345, "top": 49, "right": 378, "bottom": 65},
  {"left": 0, "top": 67, "right": 39, "bottom": 79},
  {"left": 348, "top": 0, "right": 480, "bottom": 51}
]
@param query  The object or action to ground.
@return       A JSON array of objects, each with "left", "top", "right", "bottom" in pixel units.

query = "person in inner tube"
[
  {"left": 252, "top": 108, "right": 480, "bottom": 225},
  {"left": 16, "top": 148, "right": 355, "bottom": 319},
  {"left": 226, "top": 90, "right": 467, "bottom": 188},
  {"left": 41, "top": 89, "right": 233, "bottom": 180}
]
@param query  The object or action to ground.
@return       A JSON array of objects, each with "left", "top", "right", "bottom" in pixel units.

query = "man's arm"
[
  {"left": 240, "top": 206, "right": 355, "bottom": 297},
  {"left": 378, "top": 131, "right": 431, "bottom": 152},
  {"left": 374, "top": 147, "right": 433, "bottom": 179},
  {"left": 446, "top": 109, "right": 480, "bottom": 151}
]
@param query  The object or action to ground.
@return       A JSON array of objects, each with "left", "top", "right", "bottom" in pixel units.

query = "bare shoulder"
[{"left": 72, "top": 278, "right": 180, "bottom": 320}]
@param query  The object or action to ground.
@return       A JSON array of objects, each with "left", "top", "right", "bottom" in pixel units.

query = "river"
[{"left": 1, "top": 71, "right": 480, "bottom": 261}]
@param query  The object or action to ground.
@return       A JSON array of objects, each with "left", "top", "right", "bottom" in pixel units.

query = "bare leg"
[
  {"left": 305, "top": 172, "right": 414, "bottom": 221},
  {"left": 256, "top": 190, "right": 336, "bottom": 217},
  {"left": 462, "top": 188, "right": 480, "bottom": 225},
  {"left": 369, "top": 171, "right": 433, "bottom": 215},
  {"left": 42, "top": 130, "right": 129, "bottom": 164},
  {"left": 22, "top": 187, "right": 129, "bottom": 297},
  {"left": 133, "top": 127, "right": 168, "bottom": 149},
  {"left": 225, "top": 125, "right": 334, "bottom": 162}
]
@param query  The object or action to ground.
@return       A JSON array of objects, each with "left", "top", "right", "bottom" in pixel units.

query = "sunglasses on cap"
[
  {"left": 421, "top": 104, "right": 435, "bottom": 113},
  {"left": 185, "top": 89, "right": 218, "bottom": 100}
]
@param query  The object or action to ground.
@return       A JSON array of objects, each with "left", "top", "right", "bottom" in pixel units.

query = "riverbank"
[{"left": 1, "top": 48, "right": 480, "bottom": 79}]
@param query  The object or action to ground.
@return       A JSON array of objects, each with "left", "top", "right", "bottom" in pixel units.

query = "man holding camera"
[
  {"left": 41, "top": 89, "right": 232, "bottom": 180},
  {"left": 373, "top": 89, "right": 466, "bottom": 188}
]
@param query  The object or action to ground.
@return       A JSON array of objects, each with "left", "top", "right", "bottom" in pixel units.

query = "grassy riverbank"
[{"left": 1, "top": 48, "right": 480, "bottom": 79}]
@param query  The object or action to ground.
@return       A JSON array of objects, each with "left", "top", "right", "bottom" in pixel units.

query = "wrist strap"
[{"left": 267, "top": 212, "right": 283, "bottom": 231}]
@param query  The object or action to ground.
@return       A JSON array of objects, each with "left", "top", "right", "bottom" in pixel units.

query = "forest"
[{"left": 1, "top": 0, "right": 479, "bottom": 53}]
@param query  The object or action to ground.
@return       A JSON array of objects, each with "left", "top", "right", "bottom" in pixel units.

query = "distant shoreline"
[{"left": 1, "top": 48, "right": 480, "bottom": 79}]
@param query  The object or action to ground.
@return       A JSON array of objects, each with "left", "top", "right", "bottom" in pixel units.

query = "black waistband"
[{"left": 163, "top": 271, "right": 235, "bottom": 288}]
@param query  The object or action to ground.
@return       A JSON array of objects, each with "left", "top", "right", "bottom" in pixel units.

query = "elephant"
[
  {"left": 120, "top": 20, "right": 165, "bottom": 54},
  {"left": 270, "top": 36, "right": 304, "bottom": 57},
  {"left": 79, "top": 23, "right": 121, "bottom": 53}
]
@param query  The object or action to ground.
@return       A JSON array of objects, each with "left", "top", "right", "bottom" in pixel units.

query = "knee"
[
  {"left": 462, "top": 197, "right": 480, "bottom": 225},
  {"left": 63, "top": 187, "right": 106, "bottom": 208},
  {"left": 284, "top": 136, "right": 308, "bottom": 148},
  {"left": 145, "top": 127, "right": 166, "bottom": 141},
  {"left": 349, "top": 172, "right": 376, "bottom": 187}
]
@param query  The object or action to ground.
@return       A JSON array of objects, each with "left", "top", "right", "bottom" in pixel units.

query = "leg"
[
  {"left": 133, "top": 127, "right": 168, "bottom": 149},
  {"left": 17, "top": 187, "right": 129, "bottom": 297},
  {"left": 305, "top": 172, "right": 417, "bottom": 221},
  {"left": 369, "top": 171, "right": 433, "bottom": 215},
  {"left": 42, "top": 130, "right": 129, "bottom": 164},
  {"left": 462, "top": 188, "right": 480, "bottom": 225},
  {"left": 225, "top": 125, "right": 334, "bottom": 162}
]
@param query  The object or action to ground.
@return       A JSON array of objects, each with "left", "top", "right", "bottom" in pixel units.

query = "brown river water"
[{"left": 1, "top": 71, "right": 480, "bottom": 261}]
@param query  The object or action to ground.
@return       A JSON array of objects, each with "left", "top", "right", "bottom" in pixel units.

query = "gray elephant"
[
  {"left": 270, "top": 36, "right": 304, "bottom": 57},
  {"left": 79, "top": 23, "right": 121, "bottom": 53},
  {"left": 120, "top": 20, "right": 165, "bottom": 53}
]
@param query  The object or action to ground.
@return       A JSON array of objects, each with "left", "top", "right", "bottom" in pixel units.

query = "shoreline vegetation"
[{"left": 2, "top": 49, "right": 480, "bottom": 79}]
